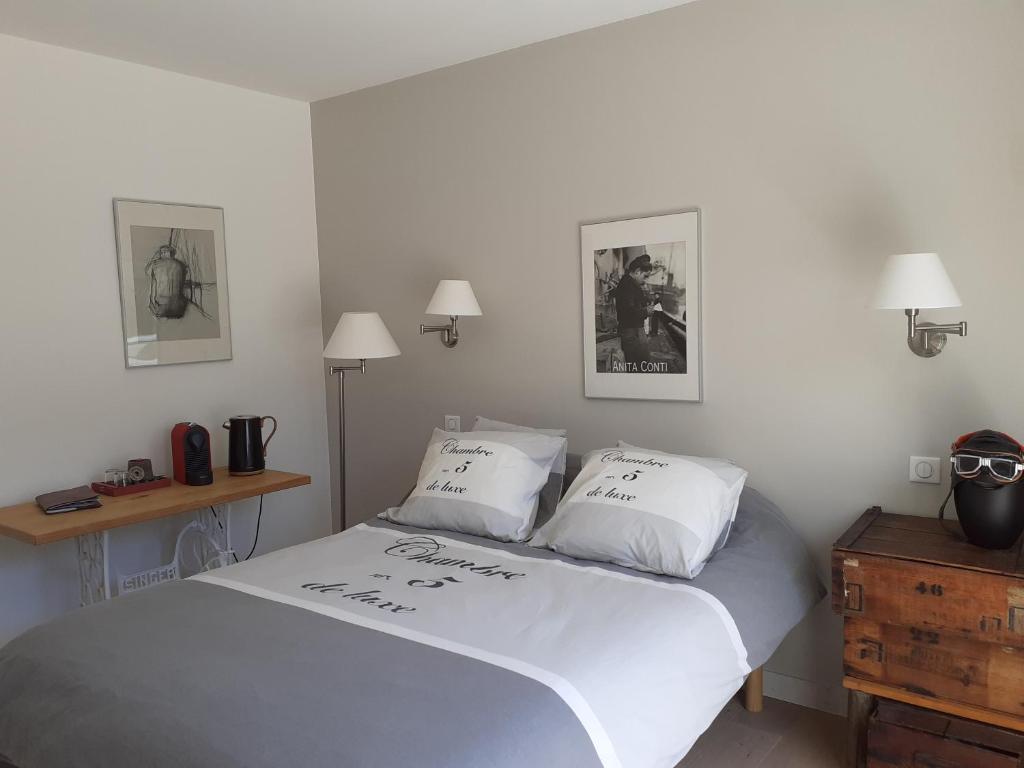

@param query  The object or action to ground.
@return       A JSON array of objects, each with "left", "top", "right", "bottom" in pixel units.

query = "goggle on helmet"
[{"left": 950, "top": 430, "right": 1024, "bottom": 485}]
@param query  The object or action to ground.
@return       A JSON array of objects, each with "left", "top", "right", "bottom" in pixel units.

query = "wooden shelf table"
[{"left": 0, "top": 468, "right": 310, "bottom": 605}]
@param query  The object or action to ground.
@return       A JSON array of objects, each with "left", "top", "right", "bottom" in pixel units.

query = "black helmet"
[{"left": 942, "top": 429, "right": 1024, "bottom": 549}]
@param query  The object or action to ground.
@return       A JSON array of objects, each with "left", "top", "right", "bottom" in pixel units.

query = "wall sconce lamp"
[
  {"left": 874, "top": 252, "right": 967, "bottom": 358},
  {"left": 419, "top": 280, "right": 482, "bottom": 348}
]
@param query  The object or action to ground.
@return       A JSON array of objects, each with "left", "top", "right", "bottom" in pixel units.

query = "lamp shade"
[
  {"left": 874, "top": 252, "right": 962, "bottom": 309},
  {"left": 425, "top": 280, "right": 482, "bottom": 316},
  {"left": 323, "top": 312, "right": 400, "bottom": 360}
]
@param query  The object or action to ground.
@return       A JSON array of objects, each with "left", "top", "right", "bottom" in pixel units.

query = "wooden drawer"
[
  {"left": 868, "top": 700, "right": 1024, "bottom": 767},
  {"left": 845, "top": 617, "right": 1024, "bottom": 717},
  {"left": 834, "top": 552, "right": 1024, "bottom": 648}
]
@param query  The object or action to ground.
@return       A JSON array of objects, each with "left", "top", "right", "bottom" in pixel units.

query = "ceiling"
[{"left": 0, "top": 0, "right": 698, "bottom": 102}]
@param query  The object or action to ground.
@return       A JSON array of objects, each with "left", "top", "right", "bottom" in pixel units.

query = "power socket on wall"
[{"left": 444, "top": 415, "right": 461, "bottom": 432}]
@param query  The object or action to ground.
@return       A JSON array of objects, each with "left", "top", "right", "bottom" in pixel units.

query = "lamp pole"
[{"left": 330, "top": 359, "right": 365, "bottom": 531}]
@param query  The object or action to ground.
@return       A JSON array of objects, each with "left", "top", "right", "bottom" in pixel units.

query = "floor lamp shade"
[{"left": 323, "top": 312, "right": 401, "bottom": 359}]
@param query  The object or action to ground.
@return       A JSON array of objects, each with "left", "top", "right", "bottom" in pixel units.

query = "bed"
[{"left": 0, "top": 458, "right": 823, "bottom": 768}]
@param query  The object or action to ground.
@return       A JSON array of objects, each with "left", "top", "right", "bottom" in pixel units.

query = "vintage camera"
[
  {"left": 126, "top": 458, "right": 155, "bottom": 484},
  {"left": 101, "top": 458, "right": 161, "bottom": 489}
]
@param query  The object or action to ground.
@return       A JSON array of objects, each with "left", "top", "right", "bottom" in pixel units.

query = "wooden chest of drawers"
[
  {"left": 869, "top": 700, "right": 1024, "bottom": 768},
  {"left": 833, "top": 508, "right": 1024, "bottom": 767}
]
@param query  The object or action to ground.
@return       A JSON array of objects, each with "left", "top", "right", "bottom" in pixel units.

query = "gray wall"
[{"left": 311, "top": 0, "right": 1023, "bottom": 710}]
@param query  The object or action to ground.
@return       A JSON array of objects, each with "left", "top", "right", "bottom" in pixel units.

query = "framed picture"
[
  {"left": 113, "top": 199, "right": 232, "bottom": 368},
  {"left": 581, "top": 209, "right": 701, "bottom": 401}
]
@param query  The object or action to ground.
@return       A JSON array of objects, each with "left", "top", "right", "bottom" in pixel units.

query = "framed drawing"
[
  {"left": 581, "top": 209, "right": 701, "bottom": 401},
  {"left": 113, "top": 199, "right": 232, "bottom": 368}
]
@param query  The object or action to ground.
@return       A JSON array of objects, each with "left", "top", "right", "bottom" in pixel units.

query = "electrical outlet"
[
  {"left": 910, "top": 456, "right": 941, "bottom": 485},
  {"left": 444, "top": 415, "right": 461, "bottom": 432}
]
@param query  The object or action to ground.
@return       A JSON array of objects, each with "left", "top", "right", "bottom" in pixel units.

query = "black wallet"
[{"left": 35, "top": 486, "right": 102, "bottom": 515}]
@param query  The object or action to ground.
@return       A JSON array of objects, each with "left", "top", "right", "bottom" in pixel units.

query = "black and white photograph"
[
  {"left": 594, "top": 242, "right": 687, "bottom": 375},
  {"left": 581, "top": 210, "right": 701, "bottom": 401},
  {"left": 113, "top": 199, "right": 231, "bottom": 367}
]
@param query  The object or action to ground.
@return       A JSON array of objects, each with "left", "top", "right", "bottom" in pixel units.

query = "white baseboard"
[{"left": 763, "top": 670, "right": 847, "bottom": 716}]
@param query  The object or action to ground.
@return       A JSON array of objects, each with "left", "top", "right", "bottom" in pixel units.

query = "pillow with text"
[
  {"left": 529, "top": 445, "right": 748, "bottom": 578},
  {"left": 380, "top": 428, "right": 567, "bottom": 542},
  {"left": 472, "top": 416, "right": 568, "bottom": 529},
  {"left": 617, "top": 441, "right": 747, "bottom": 555}
]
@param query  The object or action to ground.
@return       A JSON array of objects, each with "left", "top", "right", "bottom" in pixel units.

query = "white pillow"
[
  {"left": 530, "top": 445, "right": 748, "bottom": 578},
  {"left": 380, "top": 428, "right": 566, "bottom": 542},
  {"left": 472, "top": 416, "right": 568, "bottom": 528},
  {"left": 617, "top": 441, "right": 747, "bottom": 554}
]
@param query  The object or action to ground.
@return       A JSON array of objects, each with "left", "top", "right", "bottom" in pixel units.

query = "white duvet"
[{"left": 193, "top": 524, "right": 750, "bottom": 768}]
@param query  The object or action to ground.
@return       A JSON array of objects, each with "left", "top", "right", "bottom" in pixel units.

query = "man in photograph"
[
  {"left": 146, "top": 244, "right": 189, "bottom": 319},
  {"left": 613, "top": 253, "right": 652, "bottom": 368}
]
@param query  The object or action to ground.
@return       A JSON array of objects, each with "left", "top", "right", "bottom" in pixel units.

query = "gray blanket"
[{"left": 0, "top": 488, "right": 823, "bottom": 768}]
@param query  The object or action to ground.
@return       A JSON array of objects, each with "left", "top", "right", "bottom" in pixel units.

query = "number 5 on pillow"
[
  {"left": 380, "top": 429, "right": 567, "bottom": 542},
  {"left": 530, "top": 446, "right": 747, "bottom": 579}
]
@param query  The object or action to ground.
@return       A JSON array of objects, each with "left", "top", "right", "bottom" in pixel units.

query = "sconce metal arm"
[
  {"left": 420, "top": 315, "right": 460, "bottom": 348},
  {"left": 905, "top": 309, "right": 967, "bottom": 358},
  {"left": 905, "top": 309, "right": 967, "bottom": 340}
]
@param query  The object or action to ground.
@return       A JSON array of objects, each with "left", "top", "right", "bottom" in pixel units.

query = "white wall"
[
  {"left": 310, "top": 0, "right": 1024, "bottom": 713},
  {"left": 0, "top": 33, "right": 330, "bottom": 647}
]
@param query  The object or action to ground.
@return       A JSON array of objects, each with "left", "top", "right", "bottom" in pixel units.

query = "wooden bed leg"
[{"left": 743, "top": 666, "right": 764, "bottom": 713}]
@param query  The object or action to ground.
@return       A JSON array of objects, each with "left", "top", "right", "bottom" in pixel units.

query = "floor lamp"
[{"left": 323, "top": 312, "right": 400, "bottom": 532}]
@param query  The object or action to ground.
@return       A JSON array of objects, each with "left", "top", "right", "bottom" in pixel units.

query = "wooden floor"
[{"left": 677, "top": 696, "right": 845, "bottom": 768}]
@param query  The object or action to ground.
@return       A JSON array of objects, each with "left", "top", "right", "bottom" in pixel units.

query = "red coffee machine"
[{"left": 171, "top": 422, "right": 214, "bottom": 486}]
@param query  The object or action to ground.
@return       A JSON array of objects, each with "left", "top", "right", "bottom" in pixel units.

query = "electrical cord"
[
  {"left": 208, "top": 506, "right": 240, "bottom": 563},
  {"left": 244, "top": 494, "right": 265, "bottom": 561}
]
